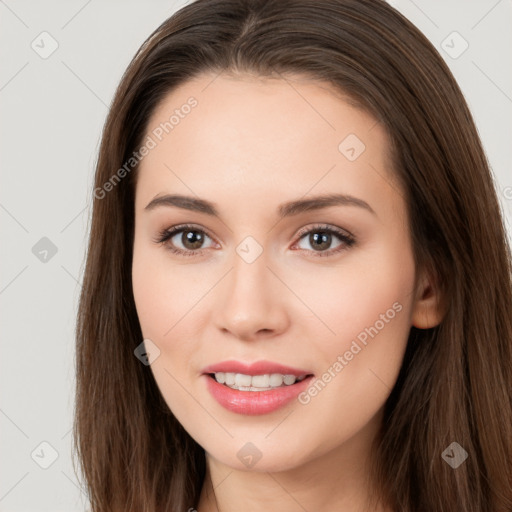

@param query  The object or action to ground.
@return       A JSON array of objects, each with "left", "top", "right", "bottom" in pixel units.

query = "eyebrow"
[{"left": 144, "top": 193, "right": 376, "bottom": 217}]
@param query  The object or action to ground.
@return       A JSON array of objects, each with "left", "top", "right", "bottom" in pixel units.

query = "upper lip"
[{"left": 202, "top": 360, "right": 313, "bottom": 377}]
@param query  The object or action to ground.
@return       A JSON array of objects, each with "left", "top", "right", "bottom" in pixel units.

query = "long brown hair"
[{"left": 73, "top": 1, "right": 512, "bottom": 510}]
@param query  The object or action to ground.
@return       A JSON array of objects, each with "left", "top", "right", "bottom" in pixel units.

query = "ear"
[{"left": 411, "top": 267, "right": 444, "bottom": 329}]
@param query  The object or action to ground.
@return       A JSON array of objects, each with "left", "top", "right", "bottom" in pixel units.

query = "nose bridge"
[
  {"left": 213, "top": 238, "right": 288, "bottom": 339},
  {"left": 228, "top": 242, "right": 273, "bottom": 312}
]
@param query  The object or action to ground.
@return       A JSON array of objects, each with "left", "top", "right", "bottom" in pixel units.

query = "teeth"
[
  {"left": 251, "top": 374, "right": 270, "bottom": 387},
  {"left": 213, "top": 372, "right": 306, "bottom": 391},
  {"left": 269, "top": 374, "right": 283, "bottom": 387},
  {"left": 235, "top": 373, "right": 252, "bottom": 387},
  {"left": 283, "top": 374, "right": 296, "bottom": 385}
]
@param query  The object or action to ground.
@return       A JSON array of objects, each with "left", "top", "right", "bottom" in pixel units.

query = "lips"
[
  {"left": 201, "top": 360, "right": 314, "bottom": 415},
  {"left": 201, "top": 360, "right": 312, "bottom": 377}
]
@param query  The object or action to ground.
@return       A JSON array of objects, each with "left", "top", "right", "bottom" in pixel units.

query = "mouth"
[{"left": 201, "top": 360, "right": 315, "bottom": 415}]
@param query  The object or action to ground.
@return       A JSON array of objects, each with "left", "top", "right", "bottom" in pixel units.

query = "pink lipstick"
[{"left": 202, "top": 360, "right": 314, "bottom": 415}]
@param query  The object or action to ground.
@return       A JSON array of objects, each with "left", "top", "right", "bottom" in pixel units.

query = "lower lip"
[{"left": 204, "top": 374, "right": 314, "bottom": 415}]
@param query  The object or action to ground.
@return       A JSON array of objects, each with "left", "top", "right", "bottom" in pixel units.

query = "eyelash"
[{"left": 153, "top": 223, "right": 356, "bottom": 258}]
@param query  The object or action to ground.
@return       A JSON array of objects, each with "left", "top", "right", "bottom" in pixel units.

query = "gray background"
[{"left": 1, "top": 1, "right": 511, "bottom": 510}]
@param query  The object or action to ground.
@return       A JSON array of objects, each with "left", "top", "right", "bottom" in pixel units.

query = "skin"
[{"left": 131, "top": 72, "right": 443, "bottom": 512}]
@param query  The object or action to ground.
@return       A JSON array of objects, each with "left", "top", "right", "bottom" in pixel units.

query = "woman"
[{"left": 74, "top": 0, "right": 512, "bottom": 511}]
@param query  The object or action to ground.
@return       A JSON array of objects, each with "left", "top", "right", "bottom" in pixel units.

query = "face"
[{"left": 131, "top": 72, "right": 420, "bottom": 473}]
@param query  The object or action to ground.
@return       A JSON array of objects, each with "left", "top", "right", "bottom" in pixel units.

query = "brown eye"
[
  {"left": 155, "top": 224, "right": 216, "bottom": 256},
  {"left": 179, "top": 230, "right": 206, "bottom": 250},
  {"left": 307, "top": 231, "right": 334, "bottom": 251},
  {"left": 293, "top": 224, "right": 355, "bottom": 257}
]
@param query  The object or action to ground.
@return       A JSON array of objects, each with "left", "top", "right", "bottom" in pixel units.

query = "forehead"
[
  {"left": 135, "top": 72, "right": 396, "bottom": 217},
  {"left": 144, "top": 71, "right": 381, "bottom": 148}
]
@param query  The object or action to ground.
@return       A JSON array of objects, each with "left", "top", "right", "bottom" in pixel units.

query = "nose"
[{"left": 213, "top": 249, "right": 290, "bottom": 342}]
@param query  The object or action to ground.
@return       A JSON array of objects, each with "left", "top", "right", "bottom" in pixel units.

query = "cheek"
[
  {"left": 283, "top": 243, "right": 415, "bottom": 360},
  {"left": 293, "top": 242, "right": 415, "bottom": 429},
  {"left": 131, "top": 243, "right": 218, "bottom": 414},
  {"left": 131, "top": 245, "right": 206, "bottom": 421},
  {"left": 132, "top": 242, "right": 203, "bottom": 341},
  {"left": 132, "top": 249, "right": 169, "bottom": 340},
  {"left": 326, "top": 266, "right": 412, "bottom": 358}
]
